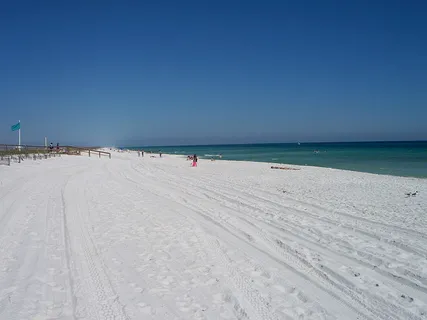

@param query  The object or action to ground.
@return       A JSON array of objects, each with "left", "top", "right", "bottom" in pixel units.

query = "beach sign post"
[{"left": 11, "top": 120, "right": 21, "bottom": 149}]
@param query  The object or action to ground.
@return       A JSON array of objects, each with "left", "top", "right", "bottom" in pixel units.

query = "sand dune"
[{"left": 0, "top": 150, "right": 426, "bottom": 319}]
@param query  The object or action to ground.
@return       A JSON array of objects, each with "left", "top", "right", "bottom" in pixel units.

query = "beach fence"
[
  {"left": 63, "top": 146, "right": 111, "bottom": 158},
  {"left": 76, "top": 148, "right": 112, "bottom": 159},
  {"left": 0, "top": 144, "right": 111, "bottom": 166},
  {"left": 0, "top": 144, "right": 63, "bottom": 166}
]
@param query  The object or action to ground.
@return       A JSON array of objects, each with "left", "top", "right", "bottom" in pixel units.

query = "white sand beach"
[{"left": 0, "top": 150, "right": 426, "bottom": 320}]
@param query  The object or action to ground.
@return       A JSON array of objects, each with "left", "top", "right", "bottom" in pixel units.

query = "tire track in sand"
[{"left": 63, "top": 169, "right": 129, "bottom": 320}]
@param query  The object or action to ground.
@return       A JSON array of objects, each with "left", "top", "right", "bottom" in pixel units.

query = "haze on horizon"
[{"left": 1, "top": 1, "right": 426, "bottom": 147}]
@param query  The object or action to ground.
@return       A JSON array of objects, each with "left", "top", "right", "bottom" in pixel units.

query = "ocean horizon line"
[{"left": 122, "top": 139, "right": 427, "bottom": 149}]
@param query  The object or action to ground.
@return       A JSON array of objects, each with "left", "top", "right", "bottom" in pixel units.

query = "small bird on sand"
[{"left": 405, "top": 191, "right": 418, "bottom": 197}]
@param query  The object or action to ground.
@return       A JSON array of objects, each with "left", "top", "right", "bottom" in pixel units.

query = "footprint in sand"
[
  {"left": 205, "top": 278, "right": 219, "bottom": 286},
  {"left": 180, "top": 280, "right": 190, "bottom": 286},
  {"left": 296, "top": 291, "right": 309, "bottom": 303},
  {"left": 46, "top": 305, "right": 63, "bottom": 317},
  {"left": 176, "top": 295, "right": 194, "bottom": 313},
  {"left": 189, "top": 236, "right": 199, "bottom": 243},
  {"left": 194, "top": 309, "right": 208, "bottom": 320},
  {"left": 273, "top": 284, "right": 291, "bottom": 294},
  {"left": 29, "top": 232, "right": 41, "bottom": 241},
  {"left": 212, "top": 293, "right": 224, "bottom": 304},
  {"left": 47, "top": 268, "right": 58, "bottom": 275},
  {"left": 176, "top": 300, "right": 191, "bottom": 312},
  {"left": 160, "top": 275, "right": 175, "bottom": 286},
  {"left": 138, "top": 302, "right": 154, "bottom": 315},
  {"left": 52, "top": 285, "right": 65, "bottom": 293}
]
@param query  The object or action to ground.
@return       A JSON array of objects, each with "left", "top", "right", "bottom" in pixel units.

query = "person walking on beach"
[{"left": 192, "top": 154, "right": 198, "bottom": 167}]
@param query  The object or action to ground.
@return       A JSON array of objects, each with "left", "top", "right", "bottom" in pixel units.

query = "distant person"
[
  {"left": 192, "top": 154, "right": 198, "bottom": 167},
  {"left": 49, "top": 142, "right": 53, "bottom": 152},
  {"left": 159, "top": 151, "right": 162, "bottom": 158},
  {"left": 141, "top": 150, "right": 144, "bottom": 157},
  {"left": 56, "top": 143, "right": 59, "bottom": 152}
]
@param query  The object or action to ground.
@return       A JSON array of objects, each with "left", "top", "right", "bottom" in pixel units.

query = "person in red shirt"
[{"left": 192, "top": 154, "right": 198, "bottom": 167}]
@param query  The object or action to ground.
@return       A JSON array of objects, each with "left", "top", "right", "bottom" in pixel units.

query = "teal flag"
[{"left": 11, "top": 122, "right": 20, "bottom": 131}]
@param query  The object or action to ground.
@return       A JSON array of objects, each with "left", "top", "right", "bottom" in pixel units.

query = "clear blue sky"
[{"left": 1, "top": 0, "right": 426, "bottom": 146}]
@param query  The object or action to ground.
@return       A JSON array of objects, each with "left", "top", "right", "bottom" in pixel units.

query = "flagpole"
[{"left": 18, "top": 120, "right": 21, "bottom": 149}]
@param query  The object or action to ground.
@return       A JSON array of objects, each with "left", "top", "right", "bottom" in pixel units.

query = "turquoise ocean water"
[{"left": 129, "top": 141, "right": 427, "bottom": 178}]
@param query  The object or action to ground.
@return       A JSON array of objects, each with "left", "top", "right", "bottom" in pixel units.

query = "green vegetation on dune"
[{"left": 0, "top": 149, "right": 51, "bottom": 156}]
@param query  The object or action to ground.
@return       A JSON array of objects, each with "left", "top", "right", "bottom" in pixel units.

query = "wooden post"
[
  {"left": 89, "top": 150, "right": 91, "bottom": 157},
  {"left": 99, "top": 151, "right": 101, "bottom": 158}
]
